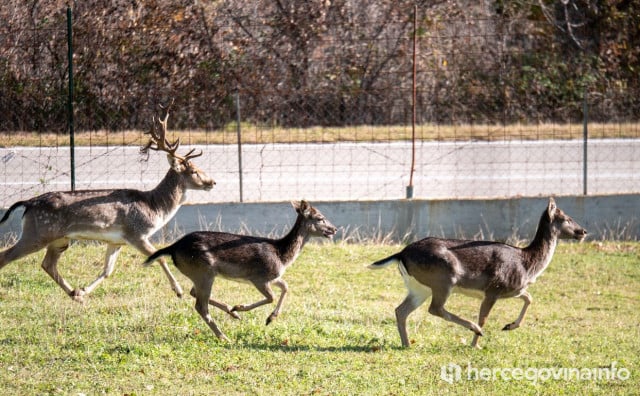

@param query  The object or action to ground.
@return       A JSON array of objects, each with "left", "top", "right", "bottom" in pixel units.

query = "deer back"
[
  {"left": 19, "top": 189, "right": 170, "bottom": 244},
  {"left": 399, "top": 237, "right": 529, "bottom": 292},
  {"left": 155, "top": 200, "right": 336, "bottom": 284},
  {"left": 168, "top": 231, "right": 285, "bottom": 283}
]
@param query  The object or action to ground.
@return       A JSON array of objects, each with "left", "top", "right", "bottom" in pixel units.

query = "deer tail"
[
  {"left": 0, "top": 201, "right": 26, "bottom": 225},
  {"left": 368, "top": 254, "right": 402, "bottom": 269},
  {"left": 143, "top": 245, "right": 174, "bottom": 266}
]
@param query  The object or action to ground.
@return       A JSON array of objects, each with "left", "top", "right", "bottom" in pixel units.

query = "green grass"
[{"left": 0, "top": 241, "right": 638, "bottom": 395}]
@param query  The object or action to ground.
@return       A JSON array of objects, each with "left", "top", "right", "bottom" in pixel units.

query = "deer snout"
[
  {"left": 574, "top": 228, "right": 587, "bottom": 241},
  {"left": 203, "top": 179, "right": 216, "bottom": 191},
  {"left": 324, "top": 225, "right": 338, "bottom": 239}
]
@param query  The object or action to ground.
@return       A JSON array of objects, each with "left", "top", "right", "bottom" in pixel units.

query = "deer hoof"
[
  {"left": 502, "top": 323, "right": 519, "bottom": 331},
  {"left": 70, "top": 289, "right": 85, "bottom": 303},
  {"left": 217, "top": 333, "right": 231, "bottom": 343},
  {"left": 266, "top": 314, "right": 277, "bottom": 326},
  {"left": 228, "top": 311, "right": 241, "bottom": 320}
]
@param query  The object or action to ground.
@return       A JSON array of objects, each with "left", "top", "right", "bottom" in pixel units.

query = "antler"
[
  {"left": 141, "top": 100, "right": 203, "bottom": 162},
  {"left": 141, "top": 100, "right": 181, "bottom": 157},
  {"left": 183, "top": 148, "right": 203, "bottom": 161}
]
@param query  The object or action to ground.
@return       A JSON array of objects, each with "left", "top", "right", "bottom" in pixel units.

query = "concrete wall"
[
  {"left": 157, "top": 194, "right": 638, "bottom": 243},
  {"left": 4, "top": 195, "right": 632, "bottom": 244}
]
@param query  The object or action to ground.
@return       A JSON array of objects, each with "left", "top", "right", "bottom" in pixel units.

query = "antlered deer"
[
  {"left": 143, "top": 200, "right": 337, "bottom": 341},
  {"left": 369, "top": 197, "right": 586, "bottom": 348},
  {"left": 0, "top": 104, "right": 214, "bottom": 302}
]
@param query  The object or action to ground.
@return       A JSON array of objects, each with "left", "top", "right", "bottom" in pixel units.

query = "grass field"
[
  {"left": 1, "top": 122, "right": 639, "bottom": 147},
  {"left": 0, "top": 241, "right": 638, "bottom": 395}
]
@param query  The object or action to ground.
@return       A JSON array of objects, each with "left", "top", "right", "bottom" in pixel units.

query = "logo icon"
[{"left": 441, "top": 363, "right": 462, "bottom": 384}]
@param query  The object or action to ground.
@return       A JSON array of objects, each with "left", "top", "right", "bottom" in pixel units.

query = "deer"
[
  {"left": 0, "top": 103, "right": 215, "bottom": 302},
  {"left": 143, "top": 200, "right": 337, "bottom": 341},
  {"left": 368, "top": 197, "right": 587, "bottom": 348}
]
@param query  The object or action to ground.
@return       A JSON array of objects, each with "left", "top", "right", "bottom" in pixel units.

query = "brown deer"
[
  {"left": 0, "top": 104, "right": 214, "bottom": 302},
  {"left": 368, "top": 197, "right": 586, "bottom": 348},
  {"left": 143, "top": 200, "right": 337, "bottom": 341}
]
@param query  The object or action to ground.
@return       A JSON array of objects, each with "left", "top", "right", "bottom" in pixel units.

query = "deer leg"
[
  {"left": 158, "top": 256, "right": 184, "bottom": 297},
  {"left": 395, "top": 288, "right": 430, "bottom": 348},
  {"left": 79, "top": 244, "right": 122, "bottom": 297},
  {"left": 503, "top": 291, "right": 532, "bottom": 331},
  {"left": 0, "top": 236, "right": 45, "bottom": 270},
  {"left": 189, "top": 286, "right": 240, "bottom": 319},
  {"left": 265, "top": 278, "right": 288, "bottom": 325},
  {"left": 132, "top": 239, "right": 183, "bottom": 298},
  {"left": 192, "top": 280, "right": 229, "bottom": 342},
  {"left": 40, "top": 240, "right": 80, "bottom": 302},
  {"left": 428, "top": 287, "right": 484, "bottom": 338},
  {"left": 470, "top": 295, "right": 498, "bottom": 348},
  {"left": 231, "top": 282, "right": 275, "bottom": 316}
]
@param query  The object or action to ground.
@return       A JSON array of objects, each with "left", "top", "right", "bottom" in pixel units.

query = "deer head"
[
  {"left": 293, "top": 200, "right": 337, "bottom": 239},
  {"left": 141, "top": 101, "right": 214, "bottom": 191},
  {"left": 547, "top": 197, "right": 587, "bottom": 241}
]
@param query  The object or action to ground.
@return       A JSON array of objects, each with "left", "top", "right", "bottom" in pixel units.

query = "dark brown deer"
[
  {"left": 369, "top": 197, "right": 586, "bottom": 348},
  {"left": 0, "top": 104, "right": 214, "bottom": 302},
  {"left": 143, "top": 200, "right": 337, "bottom": 341}
]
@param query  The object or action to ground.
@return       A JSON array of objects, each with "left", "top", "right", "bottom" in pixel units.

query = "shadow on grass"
[{"left": 227, "top": 341, "right": 406, "bottom": 353}]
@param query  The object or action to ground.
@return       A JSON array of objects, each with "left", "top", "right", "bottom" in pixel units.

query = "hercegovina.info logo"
[{"left": 440, "top": 362, "right": 630, "bottom": 385}]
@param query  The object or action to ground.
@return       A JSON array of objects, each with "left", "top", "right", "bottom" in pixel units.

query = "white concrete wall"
[
  {"left": 157, "top": 194, "right": 640, "bottom": 243},
  {"left": 1, "top": 194, "right": 638, "bottom": 245}
]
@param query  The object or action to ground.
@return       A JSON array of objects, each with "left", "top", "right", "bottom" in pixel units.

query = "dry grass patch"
[{"left": 1, "top": 122, "right": 638, "bottom": 147}]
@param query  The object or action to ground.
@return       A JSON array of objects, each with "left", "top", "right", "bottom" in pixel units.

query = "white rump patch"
[{"left": 398, "top": 261, "right": 432, "bottom": 304}]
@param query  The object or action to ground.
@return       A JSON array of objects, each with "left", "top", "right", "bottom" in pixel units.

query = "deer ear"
[
  {"left": 302, "top": 203, "right": 313, "bottom": 217},
  {"left": 547, "top": 197, "right": 557, "bottom": 220},
  {"left": 292, "top": 200, "right": 311, "bottom": 217}
]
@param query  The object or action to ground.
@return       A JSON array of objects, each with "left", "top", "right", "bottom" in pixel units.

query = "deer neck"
[
  {"left": 146, "top": 169, "right": 187, "bottom": 216},
  {"left": 276, "top": 215, "right": 309, "bottom": 267},
  {"left": 522, "top": 212, "right": 558, "bottom": 280}
]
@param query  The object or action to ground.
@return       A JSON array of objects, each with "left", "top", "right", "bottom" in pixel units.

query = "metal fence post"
[
  {"left": 236, "top": 89, "right": 243, "bottom": 202},
  {"left": 583, "top": 89, "right": 588, "bottom": 196},
  {"left": 67, "top": 6, "right": 76, "bottom": 191},
  {"left": 406, "top": 4, "right": 417, "bottom": 199}
]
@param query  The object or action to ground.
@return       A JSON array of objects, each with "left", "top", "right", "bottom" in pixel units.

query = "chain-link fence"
[{"left": 1, "top": 2, "right": 638, "bottom": 207}]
